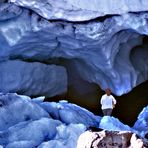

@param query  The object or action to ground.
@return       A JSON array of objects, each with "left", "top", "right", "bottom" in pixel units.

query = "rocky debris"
[{"left": 77, "top": 130, "right": 146, "bottom": 148}]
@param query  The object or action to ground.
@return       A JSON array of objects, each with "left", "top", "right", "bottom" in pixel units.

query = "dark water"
[{"left": 46, "top": 80, "right": 148, "bottom": 126}]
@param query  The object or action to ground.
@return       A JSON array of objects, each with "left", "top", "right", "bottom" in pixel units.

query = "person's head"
[{"left": 105, "top": 88, "right": 111, "bottom": 96}]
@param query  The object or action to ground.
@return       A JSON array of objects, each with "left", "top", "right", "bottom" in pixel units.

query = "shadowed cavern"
[
  {"left": 0, "top": 0, "right": 148, "bottom": 126},
  {"left": 46, "top": 80, "right": 148, "bottom": 126},
  {"left": 0, "top": 1, "right": 148, "bottom": 147}
]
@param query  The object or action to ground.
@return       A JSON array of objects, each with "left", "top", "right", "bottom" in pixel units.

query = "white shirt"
[{"left": 100, "top": 94, "right": 116, "bottom": 109}]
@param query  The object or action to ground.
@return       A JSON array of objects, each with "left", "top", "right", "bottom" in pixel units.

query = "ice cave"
[{"left": 0, "top": 0, "right": 148, "bottom": 147}]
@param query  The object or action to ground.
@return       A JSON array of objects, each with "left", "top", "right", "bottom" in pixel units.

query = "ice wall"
[{"left": 0, "top": 1, "right": 148, "bottom": 96}]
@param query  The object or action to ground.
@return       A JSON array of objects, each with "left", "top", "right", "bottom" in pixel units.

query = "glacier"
[
  {"left": 0, "top": 0, "right": 148, "bottom": 147},
  {"left": 0, "top": 1, "right": 148, "bottom": 96},
  {"left": 0, "top": 93, "right": 147, "bottom": 148}
]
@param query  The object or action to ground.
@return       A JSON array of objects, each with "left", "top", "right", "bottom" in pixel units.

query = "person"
[{"left": 100, "top": 88, "right": 116, "bottom": 116}]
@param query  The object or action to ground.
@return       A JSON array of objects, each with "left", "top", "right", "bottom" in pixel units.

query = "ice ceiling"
[{"left": 0, "top": 0, "right": 148, "bottom": 97}]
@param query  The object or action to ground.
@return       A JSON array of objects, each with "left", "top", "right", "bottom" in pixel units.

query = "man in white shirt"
[{"left": 100, "top": 88, "right": 116, "bottom": 116}]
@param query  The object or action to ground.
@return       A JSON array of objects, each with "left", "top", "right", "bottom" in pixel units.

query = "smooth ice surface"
[
  {"left": 6, "top": 141, "right": 36, "bottom": 148},
  {"left": 0, "top": 93, "right": 146, "bottom": 147},
  {"left": 0, "top": 60, "right": 67, "bottom": 97},
  {"left": 32, "top": 96, "right": 45, "bottom": 104},
  {"left": 1, "top": 118, "right": 61, "bottom": 146}
]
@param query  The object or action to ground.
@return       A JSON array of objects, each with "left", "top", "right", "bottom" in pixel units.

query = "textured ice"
[
  {"left": 0, "top": 118, "right": 61, "bottom": 146},
  {"left": 32, "top": 96, "right": 45, "bottom": 104},
  {"left": 0, "top": 93, "right": 94, "bottom": 147},
  {"left": 0, "top": 93, "right": 49, "bottom": 131},
  {"left": 0, "top": 0, "right": 148, "bottom": 147},
  {"left": 0, "top": 2, "right": 148, "bottom": 95},
  {"left": 133, "top": 106, "right": 148, "bottom": 138},
  {"left": 99, "top": 116, "right": 132, "bottom": 132},
  {"left": 0, "top": 93, "right": 146, "bottom": 147},
  {"left": 0, "top": 3, "right": 22, "bottom": 21},
  {"left": 10, "top": 0, "right": 148, "bottom": 21},
  {"left": 5, "top": 141, "right": 36, "bottom": 148},
  {"left": 40, "top": 100, "right": 101, "bottom": 128},
  {"left": 38, "top": 124, "right": 86, "bottom": 148}
]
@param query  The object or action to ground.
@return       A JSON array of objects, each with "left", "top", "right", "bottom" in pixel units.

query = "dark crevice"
[
  {"left": 3, "top": 1, "right": 105, "bottom": 24},
  {"left": 130, "top": 35, "right": 148, "bottom": 83},
  {"left": 90, "top": 133, "right": 100, "bottom": 148},
  {"left": 0, "top": 0, "right": 8, "bottom": 3},
  {"left": 114, "top": 80, "right": 148, "bottom": 126},
  {"left": 49, "top": 14, "right": 120, "bottom": 24},
  {"left": 72, "top": 25, "right": 76, "bottom": 32},
  {"left": 60, "top": 23, "right": 65, "bottom": 29},
  {"left": 145, "top": 133, "right": 148, "bottom": 139},
  {"left": 37, "top": 17, "right": 42, "bottom": 22},
  {"left": 142, "top": 35, "right": 148, "bottom": 44},
  {"left": 29, "top": 10, "right": 33, "bottom": 16},
  {"left": 89, "top": 127, "right": 103, "bottom": 132},
  {"left": 128, "top": 11, "right": 148, "bottom": 15}
]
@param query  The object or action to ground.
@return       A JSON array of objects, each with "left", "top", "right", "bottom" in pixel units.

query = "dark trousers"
[{"left": 102, "top": 109, "right": 112, "bottom": 116}]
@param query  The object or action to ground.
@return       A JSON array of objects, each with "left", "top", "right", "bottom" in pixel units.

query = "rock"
[{"left": 76, "top": 130, "right": 146, "bottom": 148}]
